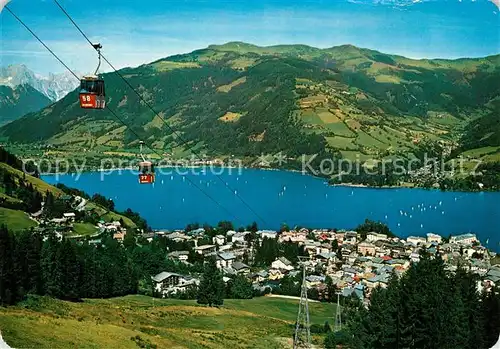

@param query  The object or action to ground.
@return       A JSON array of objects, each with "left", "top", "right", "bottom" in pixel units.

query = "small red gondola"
[
  {"left": 79, "top": 76, "right": 105, "bottom": 109},
  {"left": 79, "top": 43, "right": 105, "bottom": 109},
  {"left": 138, "top": 161, "right": 155, "bottom": 184}
]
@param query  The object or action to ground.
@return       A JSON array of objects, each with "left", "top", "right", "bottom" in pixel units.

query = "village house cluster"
[
  {"left": 149, "top": 226, "right": 500, "bottom": 303},
  {"left": 26, "top": 192, "right": 499, "bottom": 302},
  {"left": 29, "top": 194, "right": 131, "bottom": 242}
]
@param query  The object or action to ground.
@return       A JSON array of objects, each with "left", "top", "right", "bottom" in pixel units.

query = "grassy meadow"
[
  {"left": 0, "top": 295, "right": 336, "bottom": 349},
  {"left": 71, "top": 222, "right": 99, "bottom": 236},
  {"left": 0, "top": 207, "right": 37, "bottom": 232}
]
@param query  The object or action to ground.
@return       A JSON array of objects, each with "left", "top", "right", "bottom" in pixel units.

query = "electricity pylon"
[
  {"left": 485, "top": 238, "right": 491, "bottom": 270},
  {"left": 334, "top": 291, "right": 342, "bottom": 332},
  {"left": 294, "top": 256, "right": 311, "bottom": 349}
]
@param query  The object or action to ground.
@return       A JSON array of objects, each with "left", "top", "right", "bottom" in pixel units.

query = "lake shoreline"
[
  {"left": 331, "top": 183, "right": 407, "bottom": 189},
  {"left": 42, "top": 168, "right": 500, "bottom": 252},
  {"left": 39, "top": 165, "right": 497, "bottom": 193}
]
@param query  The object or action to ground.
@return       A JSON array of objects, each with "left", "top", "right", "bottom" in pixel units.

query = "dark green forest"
[
  {"left": 461, "top": 107, "right": 500, "bottom": 151},
  {"left": 0, "top": 147, "right": 38, "bottom": 175},
  {"left": 0, "top": 170, "right": 43, "bottom": 213},
  {"left": 0, "top": 84, "right": 51, "bottom": 127},
  {"left": 336, "top": 255, "right": 500, "bottom": 349}
]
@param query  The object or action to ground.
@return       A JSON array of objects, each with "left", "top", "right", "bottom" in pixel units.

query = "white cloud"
[
  {"left": 348, "top": 0, "right": 498, "bottom": 7},
  {"left": 0, "top": 0, "right": 11, "bottom": 13},
  {"left": 347, "top": 0, "right": 431, "bottom": 6},
  {"left": 3, "top": 0, "right": 498, "bottom": 74}
]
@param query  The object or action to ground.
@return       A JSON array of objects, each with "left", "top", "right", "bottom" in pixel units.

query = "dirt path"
[{"left": 266, "top": 294, "right": 320, "bottom": 303}]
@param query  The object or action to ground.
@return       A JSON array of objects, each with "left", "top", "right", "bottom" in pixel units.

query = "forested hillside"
[
  {"left": 0, "top": 148, "right": 142, "bottom": 232},
  {"left": 1, "top": 42, "right": 499, "bottom": 164},
  {"left": 461, "top": 106, "right": 500, "bottom": 151},
  {"left": 334, "top": 255, "right": 500, "bottom": 349},
  {"left": 0, "top": 84, "right": 51, "bottom": 126}
]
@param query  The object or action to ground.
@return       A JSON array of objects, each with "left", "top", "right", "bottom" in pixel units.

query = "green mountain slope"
[
  {"left": 0, "top": 207, "right": 37, "bottom": 232},
  {"left": 0, "top": 84, "right": 52, "bottom": 127},
  {"left": 1, "top": 42, "right": 499, "bottom": 164},
  {"left": 0, "top": 147, "right": 137, "bottom": 231},
  {"left": 461, "top": 108, "right": 500, "bottom": 151},
  {"left": 0, "top": 295, "right": 335, "bottom": 348},
  {"left": 451, "top": 105, "right": 500, "bottom": 169}
]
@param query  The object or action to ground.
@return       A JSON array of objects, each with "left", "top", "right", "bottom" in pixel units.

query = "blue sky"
[{"left": 1, "top": 0, "right": 499, "bottom": 75}]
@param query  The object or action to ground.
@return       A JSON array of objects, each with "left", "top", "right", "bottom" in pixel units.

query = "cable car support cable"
[
  {"left": 53, "top": 0, "right": 268, "bottom": 226},
  {"left": 4, "top": 4, "right": 245, "bottom": 226},
  {"left": 93, "top": 43, "right": 102, "bottom": 76}
]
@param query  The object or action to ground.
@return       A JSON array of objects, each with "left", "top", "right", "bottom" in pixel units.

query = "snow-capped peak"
[{"left": 0, "top": 64, "right": 80, "bottom": 101}]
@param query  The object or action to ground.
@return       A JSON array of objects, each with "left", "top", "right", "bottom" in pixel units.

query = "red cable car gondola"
[
  {"left": 79, "top": 76, "right": 105, "bottom": 109},
  {"left": 138, "top": 141, "right": 155, "bottom": 184},
  {"left": 138, "top": 161, "right": 155, "bottom": 184},
  {"left": 79, "top": 43, "right": 105, "bottom": 109}
]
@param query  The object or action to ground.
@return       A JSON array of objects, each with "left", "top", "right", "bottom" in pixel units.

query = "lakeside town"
[
  {"left": 33, "top": 192, "right": 500, "bottom": 305},
  {"left": 149, "top": 229, "right": 500, "bottom": 302}
]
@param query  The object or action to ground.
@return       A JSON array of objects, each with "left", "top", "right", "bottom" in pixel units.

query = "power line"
[
  {"left": 4, "top": 5, "right": 244, "bottom": 226},
  {"left": 104, "top": 108, "right": 244, "bottom": 225},
  {"left": 3, "top": 6, "right": 80, "bottom": 82},
  {"left": 294, "top": 256, "right": 312, "bottom": 349},
  {"left": 53, "top": 0, "right": 268, "bottom": 226},
  {"left": 334, "top": 292, "right": 342, "bottom": 332}
]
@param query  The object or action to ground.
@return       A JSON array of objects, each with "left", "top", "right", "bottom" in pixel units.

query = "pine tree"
[
  {"left": 281, "top": 241, "right": 300, "bottom": 264},
  {"left": 323, "top": 320, "right": 331, "bottom": 333},
  {"left": 344, "top": 301, "right": 370, "bottom": 349},
  {"left": 229, "top": 275, "right": 253, "bottom": 299},
  {"left": 365, "top": 286, "right": 396, "bottom": 348},
  {"left": 59, "top": 239, "right": 80, "bottom": 300},
  {"left": 331, "top": 239, "right": 339, "bottom": 251},
  {"left": 3, "top": 172, "right": 14, "bottom": 197},
  {"left": 418, "top": 256, "right": 451, "bottom": 348},
  {"left": 247, "top": 221, "right": 258, "bottom": 233},
  {"left": 254, "top": 237, "right": 279, "bottom": 266},
  {"left": 123, "top": 229, "right": 136, "bottom": 250},
  {"left": 324, "top": 331, "right": 337, "bottom": 349},
  {"left": 0, "top": 225, "right": 16, "bottom": 305},
  {"left": 482, "top": 287, "right": 500, "bottom": 348},
  {"left": 15, "top": 230, "right": 43, "bottom": 295},
  {"left": 454, "top": 267, "right": 483, "bottom": 348},
  {"left": 344, "top": 254, "right": 500, "bottom": 349},
  {"left": 40, "top": 233, "right": 63, "bottom": 297},
  {"left": 81, "top": 245, "right": 99, "bottom": 298},
  {"left": 197, "top": 257, "right": 224, "bottom": 307},
  {"left": 324, "top": 275, "right": 337, "bottom": 302},
  {"left": 445, "top": 286, "right": 469, "bottom": 348}
]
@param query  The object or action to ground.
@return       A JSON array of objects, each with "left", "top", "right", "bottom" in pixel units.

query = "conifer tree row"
[
  {"left": 0, "top": 225, "right": 207, "bottom": 305},
  {"left": 342, "top": 255, "right": 500, "bottom": 349},
  {"left": 0, "top": 226, "right": 140, "bottom": 304}
]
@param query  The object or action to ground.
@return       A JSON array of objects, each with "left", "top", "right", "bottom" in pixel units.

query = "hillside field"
[
  {"left": 2, "top": 42, "right": 498, "bottom": 172},
  {"left": 0, "top": 207, "right": 37, "bottom": 232},
  {"left": 0, "top": 160, "right": 137, "bottom": 233},
  {"left": 0, "top": 295, "right": 336, "bottom": 349}
]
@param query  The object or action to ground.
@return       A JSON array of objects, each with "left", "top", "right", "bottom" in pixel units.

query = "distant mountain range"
[
  {"left": 1, "top": 42, "right": 499, "bottom": 171},
  {"left": 0, "top": 64, "right": 80, "bottom": 102},
  {"left": 0, "top": 64, "right": 80, "bottom": 126}
]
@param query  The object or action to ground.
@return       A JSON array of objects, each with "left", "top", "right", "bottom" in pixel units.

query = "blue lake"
[{"left": 42, "top": 168, "right": 500, "bottom": 250}]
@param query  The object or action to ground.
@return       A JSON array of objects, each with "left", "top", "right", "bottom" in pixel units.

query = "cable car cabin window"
[
  {"left": 139, "top": 163, "right": 154, "bottom": 174},
  {"left": 80, "top": 79, "right": 105, "bottom": 96},
  {"left": 95, "top": 80, "right": 105, "bottom": 96},
  {"left": 80, "top": 80, "right": 94, "bottom": 94}
]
